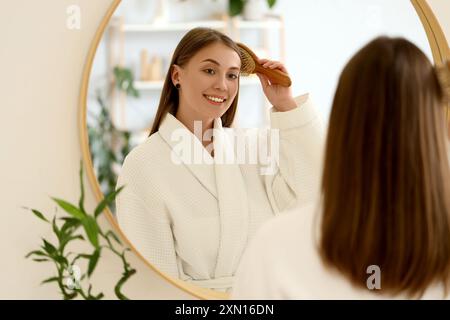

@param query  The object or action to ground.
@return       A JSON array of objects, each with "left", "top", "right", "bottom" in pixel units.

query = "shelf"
[
  {"left": 122, "top": 20, "right": 228, "bottom": 32},
  {"left": 134, "top": 76, "right": 261, "bottom": 90},
  {"left": 134, "top": 80, "right": 166, "bottom": 90},
  {"left": 232, "top": 19, "right": 282, "bottom": 29},
  {"left": 232, "top": 17, "right": 283, "bottom": 29},
  {"left": 121, "top": 18, "right": 282, "bottom": 32}
]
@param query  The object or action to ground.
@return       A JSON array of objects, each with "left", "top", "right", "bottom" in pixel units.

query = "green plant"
[
  {"left": 113, "top": 66, "right": 140, "bottom": 98},
  {"left": 229, "top": 0, "right": 277, "bottom": 17},
  {"left": 88, "top": 66, "right": 138, "bottom": 212},
  {"left": 88, "top": 90, "right": 131, "bottom": 209},
  {"left": 24, "top": 162, "right": 136, "bottom": 300}
]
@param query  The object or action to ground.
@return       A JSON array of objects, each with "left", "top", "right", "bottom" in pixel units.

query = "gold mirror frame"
[{"left": 79, "top": 0, "right": 450, "bottom": 300}]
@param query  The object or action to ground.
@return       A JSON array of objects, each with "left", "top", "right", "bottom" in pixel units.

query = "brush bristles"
[{"left": 238, "top": 46, "right": 256, "bottom": 76}]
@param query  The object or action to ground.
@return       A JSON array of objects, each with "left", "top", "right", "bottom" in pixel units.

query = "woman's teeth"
[{"left": 205, "top": 95, "right": 225, "bottom": 103}]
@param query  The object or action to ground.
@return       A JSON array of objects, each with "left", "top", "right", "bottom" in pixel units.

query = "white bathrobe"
[{"left": 115, "top": 94, "right": 325, "bottom": 291}]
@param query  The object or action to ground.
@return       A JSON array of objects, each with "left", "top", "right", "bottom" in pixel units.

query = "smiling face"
[{"left": 172, "top": 42, "right": 241, "bottom": 122}]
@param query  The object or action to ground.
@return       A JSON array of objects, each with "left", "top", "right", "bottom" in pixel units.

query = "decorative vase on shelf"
[
  {"left": 140, "top": 49, "right": 149, "bottom": 81},
  {"left": 153, "top": 0, "right": 169, "bottom": 24},
  {"left": 148, "top": 56, "right": 163, "bottom": 81},
  {"left": 242, "top": 0, "right": 268, "bottom": 21}
]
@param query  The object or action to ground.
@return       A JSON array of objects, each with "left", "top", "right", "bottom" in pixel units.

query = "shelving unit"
[
  {"left": 230, "top": 14, "right": 286, "bottom": 63},
  {"left": 107, "top": 12, "right": 286, "bottom": 131},
  {"left": 122, "top": 20, "right": 228, "bottom": 32}
]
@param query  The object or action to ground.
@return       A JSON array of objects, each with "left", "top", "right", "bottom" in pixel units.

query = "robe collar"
[
  {"left": 158, "top": 112, "right": 250, "bottom": 277},
  {"left": 158, "top": 112, "right": 218, "bottom": 199}
]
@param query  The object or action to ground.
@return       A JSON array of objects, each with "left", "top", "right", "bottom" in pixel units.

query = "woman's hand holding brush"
[{"left": 256, "top": 58, "right": 297, "bottom": 112}]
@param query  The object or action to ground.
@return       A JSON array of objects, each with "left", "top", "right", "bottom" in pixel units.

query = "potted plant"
[
  {"left": 87, "top": 66, "right": 138, "bottom": 213},
  {"left": 24, "top": 162, "right": 136, "bottom": 300},
  {"left": 229, "top": 0, "right": 277, "bottom": 20}
]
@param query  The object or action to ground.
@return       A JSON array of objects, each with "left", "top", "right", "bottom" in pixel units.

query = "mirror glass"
[{"left": 85, "top": 0, "right": 432, "bottom": 293}]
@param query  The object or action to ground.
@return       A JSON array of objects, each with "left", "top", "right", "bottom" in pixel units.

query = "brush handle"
[{"left": 254, "top": 64, "right": 292, "bottom": 87}]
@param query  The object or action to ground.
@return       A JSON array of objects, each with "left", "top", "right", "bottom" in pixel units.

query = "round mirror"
[{"left": 80, "top": 0, "right": 448, "bottom": 299}]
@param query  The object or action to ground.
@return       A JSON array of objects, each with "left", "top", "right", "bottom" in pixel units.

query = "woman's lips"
[{"left": 203, "top": 94, "right": 226, "bottom": 106}]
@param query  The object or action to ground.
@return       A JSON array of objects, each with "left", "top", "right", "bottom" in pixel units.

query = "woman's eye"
[
  {"left": 204, "top": 68, "right": 215, "bottom": 75},
  {"left": 228, "top": 74, "right": 239, "bottom": 80}
]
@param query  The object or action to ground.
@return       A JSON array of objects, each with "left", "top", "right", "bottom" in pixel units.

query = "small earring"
[{"left": 175, "top": 83, "right": 181, "bottom": 89}]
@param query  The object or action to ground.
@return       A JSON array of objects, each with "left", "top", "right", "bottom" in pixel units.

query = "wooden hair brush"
[{"left": 237, "top": 42, "right": 292, "bottom": 87}]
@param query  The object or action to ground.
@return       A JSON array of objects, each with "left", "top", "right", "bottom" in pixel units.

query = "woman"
[
  {"left": 115, "top": 28, "right": 324, "bottom": 292},
  {"left": 232, "top": 37, "right": 450, "bottom": 299}
]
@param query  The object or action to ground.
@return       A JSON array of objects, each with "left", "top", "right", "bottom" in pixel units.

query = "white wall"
[
  {"left": 274, "top": 0, "right": 433, "bottom": 122},
  {"left": 0, "top": 0, "right": 448, "bottom": 299},
  {"left": 428, "top": 0, "right": 450, "bottom": 44}
]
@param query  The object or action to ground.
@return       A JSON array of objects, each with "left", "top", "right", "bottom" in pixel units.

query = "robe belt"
[{"left": 186, "top": 276, "right": 235, "bottom": 290}]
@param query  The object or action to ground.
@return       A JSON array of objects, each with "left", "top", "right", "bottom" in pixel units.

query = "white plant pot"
[
  {"left": 243, "top": 0, "right": 268, "bottom": 21},
  {"left": 153, "top": 0, "right": 169, "bottom": 24}
]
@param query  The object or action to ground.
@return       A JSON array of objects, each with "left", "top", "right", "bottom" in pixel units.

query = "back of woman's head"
[
  {"left": 149, "top": 27, "right": 241, "bottom": 136},
  {"left": 320, "top": 36, "right": 450, "bottom": 297}
]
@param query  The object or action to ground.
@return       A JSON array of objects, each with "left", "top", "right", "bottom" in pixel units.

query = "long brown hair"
[
  {"left": 320, "top": 36, "right": 450, "bottom": 297},
  {"left": 149, "top": 28, "right": 241, "bottom": 136}
]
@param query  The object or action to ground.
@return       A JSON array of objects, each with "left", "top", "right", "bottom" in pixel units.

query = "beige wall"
[
  {"left": 0, "top": 0, "right": 448, "bottom": 299},
  {"left": 0, "top": 0, "right": 192, "bottom": 299},
  {"left": 428, "top": 0, "right": 450, "bottom": 45}
]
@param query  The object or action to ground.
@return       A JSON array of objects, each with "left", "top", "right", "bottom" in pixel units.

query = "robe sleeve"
[
  {"left": 264, "top": 94, "right": 325, "bottom": 213},
  {"left": 115, "top": 172, "right": 181, "bottom": 279}
]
